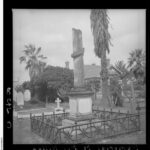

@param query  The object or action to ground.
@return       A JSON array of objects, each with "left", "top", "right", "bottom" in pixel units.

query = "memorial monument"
[{"left": 63, "top": 28, "right": 94, "bottom": 125}]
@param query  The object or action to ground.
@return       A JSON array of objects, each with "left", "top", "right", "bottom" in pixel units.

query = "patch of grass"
[{"left": 14, "top": 100, "right": 45, "bottom": 111}]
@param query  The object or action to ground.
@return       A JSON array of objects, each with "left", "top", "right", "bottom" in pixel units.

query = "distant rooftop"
[
  {"left": 84, "top": 64, "right": 100, "bottom": 79},
  {"left": 84, "top": 64, "right": 115, "bottom": 79}
]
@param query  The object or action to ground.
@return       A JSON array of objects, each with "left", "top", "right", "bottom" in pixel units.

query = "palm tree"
[
  {"left": 90, "top": 9, "right": 111, "bottom": 106},
  {"left": 19, "top": 44, "right": 47, "bottom": 81},
  {"left": 110, "top": 60, "right": 139, "bottom": 111},
  {"left": 128, "top": 49, "right": 145, "bottom": 82},
  {"left": 109, "top": 61, "right": 131, "bottom": 107},
  {"left": 111, "top": 61, "right": 129, "bottom": 85}
]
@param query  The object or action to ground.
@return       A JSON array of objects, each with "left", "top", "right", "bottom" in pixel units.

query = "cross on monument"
[{"left": 55, "top": 98, "right": 61, "bottom": 109}]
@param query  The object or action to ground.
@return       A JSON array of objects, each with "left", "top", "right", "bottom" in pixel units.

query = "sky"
[{"left": 13, "top": 9, "right": 146, "bottom": 83}]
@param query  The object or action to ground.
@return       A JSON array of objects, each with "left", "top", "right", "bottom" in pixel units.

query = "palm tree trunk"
[
  {"left": 101, "top": 49, "right": 109, "bottom": 106},
  {"left": 29, "top": 67, "right": 32, "bottom": 81},
  {"left": 94, "top": 90, "right": 97, "bottom": 100}
]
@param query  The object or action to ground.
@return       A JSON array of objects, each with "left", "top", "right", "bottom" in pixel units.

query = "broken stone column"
[
  {"left": 66, "top": 28, "right": 94, "bottom": 120},
  {"left": 71, "top": 28, "right": 85, "bottom": 88}
]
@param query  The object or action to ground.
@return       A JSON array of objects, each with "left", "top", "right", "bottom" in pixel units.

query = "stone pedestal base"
[
  {"left": 68, "top": 87, "right": 94, "bottom": 118},
  {"left": 61, "top": 88, "right": 95, "bottom": 135},
  {"left": 68, "top": 113, "right": 94, "bottom": 121}
]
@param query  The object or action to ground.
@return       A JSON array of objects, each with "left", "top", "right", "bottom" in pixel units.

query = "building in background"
[{"left": 65, "top": 61, "right": 70, "bottom": 69}]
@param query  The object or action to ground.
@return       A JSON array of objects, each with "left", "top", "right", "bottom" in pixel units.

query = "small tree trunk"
[
  {"left": 94, "top": 90, "right": 97, "bottom": 100},
  {"left": 100, "top": 50, "right": 109, "bottom": 107},
  {"left": 131, "top": 81, "right": 135, "bottom": 100},
  {"left": 91, "top": 83, "right": 97, "bottom": 101}
]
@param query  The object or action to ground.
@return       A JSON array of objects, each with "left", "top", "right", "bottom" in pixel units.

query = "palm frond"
[
  {"left": 24, "top": 44, "right": 36, "bottom": 55},
  {"left": 25, "top": 64, "right": 31, "bottom": 70},
  {"left": 38, "top": 55, "right": 47, "bottom": 59},
  {"left": 24, "top": 44, "right": 30, "bottom": 49},
  {"left": 35, "top": 47, "right": 41, "bottom": 56},
  {"left": 25, "top": 60, "right": 32, "bottom": 70},
  {"left": 29, "top": 44, "right": 36, "bottom": 54},
  {"left": 20, "top": 44, "right": 47, "bottom": 80},
  {"left": 128, "top": 49, "right": 143, "bottom": 65},
  {"left": 115, "top": 61, "right": 127, "bottom": 73},
  {"left": 111, "top": 65, "right": 122, "bottom": 75},
  {"left": 90, "top": 9, "right": 111, "bottom": 58},
  {"left": 127, "top": 49, "right": 145, "bottom": 81},
  {"left": 23, "top": 49, "right": 31, "bottom": 56},
  {"left": 19, "top": 56, "right": 26, "bottom": 63}
]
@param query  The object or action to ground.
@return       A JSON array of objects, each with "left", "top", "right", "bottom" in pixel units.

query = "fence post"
[
  {"left": 118, "top": 109, "right": 120, "bottom": 117},
  {"left": 53, "top": 111, "right": 55, "bottom": 125},
  {"left": 118, "top": 110, "right": 120, "bottom": 134},
  {"left": 59, "top": 129, "right": 61, "bottom": 144},
  {"left": 63, "top": 109, "right": 65, "bottom": 119},
  {"left": 42, "top": 112, "right": 44, "bottom": 122},
  {"left": 127, "top": 110, "right": 130, "bottom": 133},
  {"left": 110, "top": 108, "right": 112, "bottom": 136},
  {"left": 104, "top": 108, "right": 106, "bottom": 137},
  {"left": 104, "top": 119, "right": 106, "bottom": 138},
  {"left": 30, "top": 113, "right": 32, "bottom": 131},
  {"left": 52, "top": 126, "right": 54, "bottom": 143},
  {"left": 90, "top": 119, "right": 92, "bottom": 137},
  {"left": 136, "top": 102, "right": 141, "bottom": 131},
  {"left": 110, "top": 108, "right": 112, "bottom": 119},
  {"left": 104, "top": 108, "right": 105, "bottom": 120},
  {"left": 75, "top": 122, "right": 77, "bottom": 143}
]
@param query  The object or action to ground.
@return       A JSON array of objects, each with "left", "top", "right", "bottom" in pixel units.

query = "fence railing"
[
  {"left": 136, "top": 100, "right": 145, "bottom": 111},
  {"left": 56, "top": 113, "right": 140, "bottom": 144},
  {"left": 92, "top": 107, "right": 129, "bottom": 120},
  {"left": 30, "top": 109, "right": 141, "bottom": 144}
]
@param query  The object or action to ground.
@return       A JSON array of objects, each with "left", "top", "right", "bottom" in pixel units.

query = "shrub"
[
  {"left": 30, "top": 65, "right": 73, "bottom": 103},
  {"left": 30, "top": 96, "right": 39, "bottom": 104}
]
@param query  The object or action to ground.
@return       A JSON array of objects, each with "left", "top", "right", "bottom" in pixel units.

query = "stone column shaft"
[{"left": 71, "top": 28, "right": 84, "bottom": 88}]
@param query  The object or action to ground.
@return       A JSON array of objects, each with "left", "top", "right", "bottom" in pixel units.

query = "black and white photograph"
[{"left": 11, "top": 9, "right": 146, "bottom": 145}]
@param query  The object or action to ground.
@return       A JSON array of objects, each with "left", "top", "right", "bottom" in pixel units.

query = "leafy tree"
[
  {"left": 32, "top": 66, "right": 74, "bottom": 103},
  {"left": 90, "top": 9, "right": 112, "bottom": 106},
  {"left": 22, "top": 81, "right": 31, "bottom": 90},
  {"left": 15, "top": 84, "right": 24, "bottom": 93},
  {"left": 19, "top": 44, "right": 47, "bottom": 81}
]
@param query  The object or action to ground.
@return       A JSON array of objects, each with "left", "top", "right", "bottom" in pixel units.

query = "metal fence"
[{"left": 30, "top": 108, "right": 141, "bottom": 144}]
